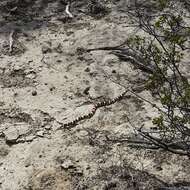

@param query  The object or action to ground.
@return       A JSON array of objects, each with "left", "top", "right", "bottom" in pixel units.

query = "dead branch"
[
  {"left": 65, "top": 3, "right": 73, "bottom": 18},
  {"left": 9, "top": 30, "right": 14, "bottom": 53}
]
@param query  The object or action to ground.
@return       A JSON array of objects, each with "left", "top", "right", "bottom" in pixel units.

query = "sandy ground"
[{"left": 0, "top": 1, "right": 190, "bottom": 190}]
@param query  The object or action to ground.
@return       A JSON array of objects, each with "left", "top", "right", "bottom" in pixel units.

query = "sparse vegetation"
[
  {"left": 87, "top": 0, "right": 190, "bottom": 156},
  {"left": 122, "top": 0, "right": 190, "bottom": 156},
  {"left": 0, "top": 0, "right": 190, "bottom": 190}
]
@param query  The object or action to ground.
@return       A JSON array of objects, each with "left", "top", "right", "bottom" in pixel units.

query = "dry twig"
[
  {"left": 65, "top": 3, "right": 73, "bottom": 18},
  {"left": 9, "top": 30, "right": 14, "bottom": 53}
]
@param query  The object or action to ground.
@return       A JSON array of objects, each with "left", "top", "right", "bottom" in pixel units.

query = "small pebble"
[
  {"left": 83, "top": 86, "right": 90, "bottom": 95},
  {"left": 3, "top": 127, "right": 19, "bottom": 143},
  {"left": 32, "top": 90, "right": 37, "bottom": 96},
  {"left": 45, "top": 125, "right": 51, "bottom": 130},
  {"left": 84, "top": 67, "right": 90, "bottom": 72},
  {"left": 50, "top": 86, "right": 55, "bottom": 92},
  {"left": 61, "top": 160, "right": 74, "bottom": 169},
  {"left": 25, "top": 135, "right": 35, "bottom": 142},
  {"left": 156, "top": 166, "right": 163, "bottom": 171},
  {"left": 37, "top": 131, "right": 44, "bottom": 137},
  {"left": 41, "top": 45, "right": 51, "bottom": 54}
]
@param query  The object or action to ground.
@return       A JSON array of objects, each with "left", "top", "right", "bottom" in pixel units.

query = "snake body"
[{"left": 61, "top": 90, "right": 127, "bottom": 128}]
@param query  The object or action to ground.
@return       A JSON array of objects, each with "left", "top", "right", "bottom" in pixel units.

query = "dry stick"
[
  {"left": 86, "top": 41, "right": 129, "bottom": 52},
  {"left": 112, "top": 51, "right": 155, "bottom": 74},
  {"left": 86, "top": 37, "right": 133, "bottom": 52},
  {"left": 86, "top": 26, "right": 140, "bottom": 52},
  {"left": 86, "top": 43, "right": 155, "bottom": 74},
  {"left": 65, "top": 4, "right": 73, "bottom": 18},
  {"left": 138, "top": 130, "right": 190, "bottom": 156},
  {"left": 9, "top": 30, "right": 14, "bottom": 53},
  {"left": 105, "top": 135, "right": 160, "bottom": 149}
]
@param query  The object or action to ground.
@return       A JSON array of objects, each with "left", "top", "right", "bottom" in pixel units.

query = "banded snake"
[{"left": 58, "top": 90, "right": 127, "bottom": 129}]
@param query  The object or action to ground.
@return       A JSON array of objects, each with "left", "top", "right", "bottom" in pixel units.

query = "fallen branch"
[
  {"left": 112, "top": 51, "right": 155, "bottom": 74},
  {"left": 65, "top": 3, "right": 73, "bottom": 18},
  {"left": 9, "top": 30, "right": 14, "bottom": 53},
  {"left": 86, "top": 43, "right": 155, "bottom": 74},
  {"left": 137, "top": 129, "right": 190, "bottom": 156},
  {"left": 86, "top": 40, "right": 128, "bottom": 52}
]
